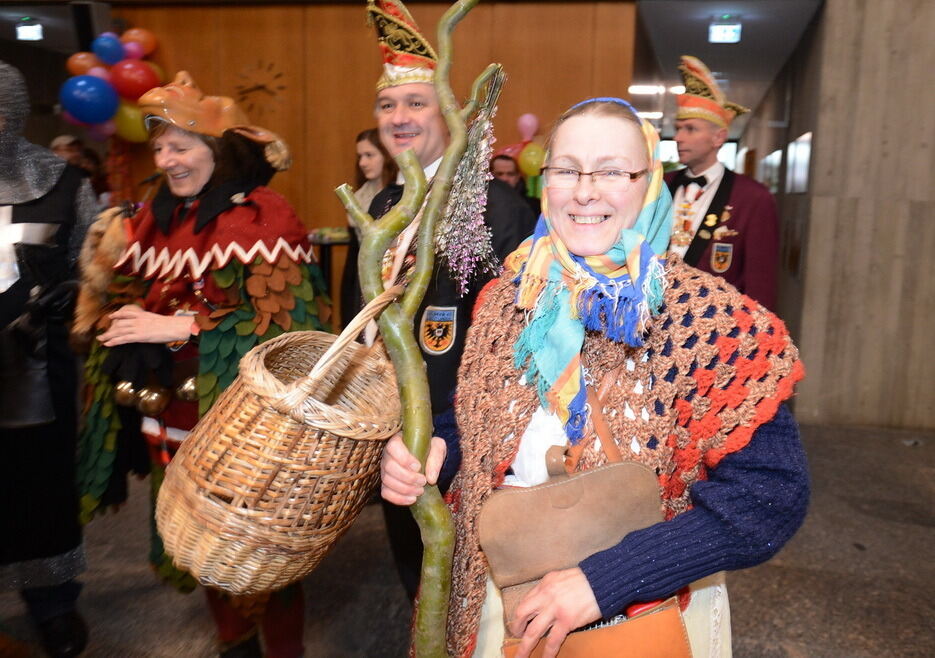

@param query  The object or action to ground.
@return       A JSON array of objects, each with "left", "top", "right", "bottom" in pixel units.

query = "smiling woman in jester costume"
[
  {"left": 74, "top": 71, "right": 329, "bottom": 658},
  {"left": 380, "top": 98, "right": 808, "bottom": 658}
]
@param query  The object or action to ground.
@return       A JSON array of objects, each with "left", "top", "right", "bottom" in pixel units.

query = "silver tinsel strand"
[{"left": 436, "top": 101, "right": 501, "bottom": 296}]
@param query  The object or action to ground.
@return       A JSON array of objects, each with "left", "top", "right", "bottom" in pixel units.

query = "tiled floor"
[{"left": 2, "top": 422, "right": 933, "bottom": 657}]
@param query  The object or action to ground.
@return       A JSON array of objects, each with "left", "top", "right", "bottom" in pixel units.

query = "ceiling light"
[
  {"left": 16, "top": 17, "right": 43, "bottom": 41},
  {"left": 709, "top": 15, "right": 741, "bottom": 44},
  {"left": 637, "top": 111, "right": 663, "bottom": 120},
  {"left": 668, "top": 85, "right": 686, "bottom": 94},
  {"left": 628, "top": 85, "right": 666, "bottom": 95}
]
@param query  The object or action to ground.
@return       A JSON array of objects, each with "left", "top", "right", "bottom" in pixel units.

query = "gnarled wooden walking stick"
[{"left": 336, "top": 2, "right": 501, "bottom": 653}]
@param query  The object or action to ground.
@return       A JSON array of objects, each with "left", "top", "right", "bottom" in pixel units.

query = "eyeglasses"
[{"left": 540, "top": 166, "right": 649, "bottom": 190}]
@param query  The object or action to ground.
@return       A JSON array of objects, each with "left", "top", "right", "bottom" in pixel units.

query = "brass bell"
[
  {"left": 136, "top": 386, "right": 171, "bottom": 416},
  {"left": 175, "top": 376, "right": 199, "bottom": 402},
  {"left": 114, "top": 380, "right": 139, "bottom": 407}
]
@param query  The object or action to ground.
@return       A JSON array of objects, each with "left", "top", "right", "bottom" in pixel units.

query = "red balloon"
[
  {"left": 120, "top": 28, "right": 158, "bottom": 56},
  {"left": 109, "top": 59, "right": 161, "bottom": 101},
  {"left": 66, "top": 52, "right": 102, "bottom": 76}
]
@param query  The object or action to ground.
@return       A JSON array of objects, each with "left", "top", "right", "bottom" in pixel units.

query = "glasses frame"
[{"left": 539, "top": 166, "right": 650, "bottom": 189}]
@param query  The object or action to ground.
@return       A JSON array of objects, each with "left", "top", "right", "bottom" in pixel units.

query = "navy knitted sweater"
[{"left": 434, "top": 403, "right": 809, "bottom": 618}]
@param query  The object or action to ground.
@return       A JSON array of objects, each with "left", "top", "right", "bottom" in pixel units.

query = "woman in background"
[
  {"left": 352, "top": 127, "right": 396, "bottom": 228},
  {"left": 340, "top": 128, "right": 397, "bottom": 328}
]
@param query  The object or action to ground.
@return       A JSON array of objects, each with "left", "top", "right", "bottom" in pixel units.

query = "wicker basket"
[{"left": 155, "top": 286, "right": 404, "bottom": 595}]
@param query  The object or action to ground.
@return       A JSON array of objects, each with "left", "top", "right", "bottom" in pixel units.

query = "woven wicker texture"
[{"left": 155, "top": 287, "right": 403, "bottom": 595}]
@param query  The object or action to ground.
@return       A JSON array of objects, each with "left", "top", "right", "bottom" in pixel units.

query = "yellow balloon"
[
  {"left": 145, "top": 61, "right": 166, "bottom": 84},
  {"left": 518, "top": 142, "right": 545, "bottom": 178},
  {"left": 114, "top": 101, "right": 148, "bottom": 143}
]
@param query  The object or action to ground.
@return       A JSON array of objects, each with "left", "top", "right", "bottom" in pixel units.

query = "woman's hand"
[
  {"left": 97, "top": 305, "right": 194, "bottom": 346},
  {"left": 380, "top": 432, "right": 447, "bottom": 505},
  {"left": 508, "top": 567, "right": 602, "bottom": 658}
]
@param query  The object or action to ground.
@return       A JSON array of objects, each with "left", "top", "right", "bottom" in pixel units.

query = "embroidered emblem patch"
[
  {"left": 420, "top": 306, "right": 457, "bottom": 355},
  {"left": 711, "top": 242, "right": 733, "bottom": 273}
]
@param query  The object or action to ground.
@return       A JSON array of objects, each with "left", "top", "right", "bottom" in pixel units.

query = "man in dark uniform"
[
  {"left": 348, "top": 0, "right": 534, "bottom": 600},
  {"left": 0, "top": 60, "right": 96, "bottom": 657},
  {"left": 665, "top": 55, "right": 779, "bottom": 310}
]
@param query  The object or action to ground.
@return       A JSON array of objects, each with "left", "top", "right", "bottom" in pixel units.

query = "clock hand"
[{"left": 238, "top": 84, "right": 265, "bottom": 96}]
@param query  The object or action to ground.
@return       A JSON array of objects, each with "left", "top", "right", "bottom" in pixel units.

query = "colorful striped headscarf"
[{"left": 505, "top": 97, "right": 672, "bottom": 444}]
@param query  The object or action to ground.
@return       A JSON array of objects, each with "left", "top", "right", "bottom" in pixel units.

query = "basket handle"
[{"left": 279, "top": 284, "right": 405, "bottom": 407}]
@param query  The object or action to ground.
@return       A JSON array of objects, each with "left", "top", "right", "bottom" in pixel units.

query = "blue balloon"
[
  {"left": 91, "top": 34, "right": 125, "bottom": 65},
  {"left": 59, "top": 75, "right": 119, "bottom": 124}
]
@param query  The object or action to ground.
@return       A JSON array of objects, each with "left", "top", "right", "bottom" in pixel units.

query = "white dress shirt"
[{"left": 670, "top": 162, "right": 725, "bottom": 258}]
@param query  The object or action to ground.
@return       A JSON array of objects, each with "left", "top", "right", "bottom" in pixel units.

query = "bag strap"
[{"left": 565, "top": 365, "right": 625, "bottom": 471}]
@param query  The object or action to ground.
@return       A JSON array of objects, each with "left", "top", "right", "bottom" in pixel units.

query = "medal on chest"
[{"left": 672, "top": 185, "right": 707, "bottom": 247}]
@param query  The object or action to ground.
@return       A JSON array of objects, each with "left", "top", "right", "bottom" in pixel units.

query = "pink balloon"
[
  {"left": 517, "top": 113, "right": 539, "bottom": 141},
  {"left": 87, "top": 121, "right": 115, "bottom": 142},
  {"left": 93, "top": 120, "right": 116, "bottom": 136},
  {"left": 87, "top": 66, "right": 110, "bottom": 81},
  {"left": 60, "top": 110, "right": 86, "bottom": 126},
  {"left": 122, "top": 41, "right": 145, "bottom": 60}
]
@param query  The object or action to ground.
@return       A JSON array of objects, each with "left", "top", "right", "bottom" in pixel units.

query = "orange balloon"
[
  {"left": 66, "top": 52, "right": 102, "bottom": 76},
  {"left": 120, "top": 28, "right": 158, "bottom": 56}
]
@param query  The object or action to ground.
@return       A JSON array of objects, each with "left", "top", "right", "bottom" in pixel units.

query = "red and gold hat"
[
  {"left": 368, "top": 0, "right": 437, "bottom": 91},
  {"left": 138, "top": 71, "right": 291, "bottom": 171},
  {"left": 675, "top": 56, "right": 749, "bottom": 129}
]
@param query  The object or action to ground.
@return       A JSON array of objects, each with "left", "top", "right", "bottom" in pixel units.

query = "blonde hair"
[{"left": 545, "top": 99, "right": 642, "bottom": 154}]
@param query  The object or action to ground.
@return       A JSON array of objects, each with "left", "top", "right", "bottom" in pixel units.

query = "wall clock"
[{"left": 234, "top": 59, "right": 287, "bottom": 120}]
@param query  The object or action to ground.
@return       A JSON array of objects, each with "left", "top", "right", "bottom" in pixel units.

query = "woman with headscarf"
[
  {"left": 74, "top": 72, "right": 329, "bottom": 658},
  {"left": 0, "top": 60, "right": 97, "bottom": 658},
  {"left": 381, "top": 98, "right": 808, "bottom": 658}
]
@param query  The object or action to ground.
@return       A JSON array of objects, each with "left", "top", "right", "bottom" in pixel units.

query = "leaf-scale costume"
[{"left": 75, "top": 73, "right": 330, "bottom": 616}]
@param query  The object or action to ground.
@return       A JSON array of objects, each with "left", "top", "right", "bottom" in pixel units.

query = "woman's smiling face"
[
  {"left": 544, "top": 114, "right": 649, "bottom": 257},
  {"left": 152, "top": 124, "right": 216, "bottom": 198}
]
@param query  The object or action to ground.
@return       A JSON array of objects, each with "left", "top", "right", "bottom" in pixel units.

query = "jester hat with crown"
[
  {"left": 675, "top": 55, "right": 749, "bottom": 129},
  {"left": 368, "top": 0, "right": 438, "bottom": 91}
]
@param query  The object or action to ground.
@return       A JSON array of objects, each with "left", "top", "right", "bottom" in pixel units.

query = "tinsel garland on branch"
[{"left": 435, "top": 69, "right": 505, "bottom": 295}]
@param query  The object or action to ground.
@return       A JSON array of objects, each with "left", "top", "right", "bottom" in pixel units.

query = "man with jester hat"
[
  {"left": 0, "top": 59, "right": 96, "bottom": 658},
  {"left": 666, "top": 56, "right": 780, "bottom": 311},
  {"left": 340, "top": 0, "right": 535, "bottom": 601},
  {"left": 74, "top": 71, "right": 329, "bottom": 658}
]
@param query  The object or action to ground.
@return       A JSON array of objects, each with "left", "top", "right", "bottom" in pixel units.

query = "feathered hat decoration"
[
  {"left": 138, "top": 71, "right": 292, "bottom": 171},
  {"left": 675, "top": 55, "right": 749, "bottom": 129}
]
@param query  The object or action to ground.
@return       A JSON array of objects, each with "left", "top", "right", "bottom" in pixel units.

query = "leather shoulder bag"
[{"left": 477, "top": 372, "right": 693, "bottom": 657}]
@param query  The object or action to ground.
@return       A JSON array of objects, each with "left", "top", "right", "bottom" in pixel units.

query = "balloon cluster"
[
  {"left": 59, "top": 29, "right": 163, "bottom": 143},
  {"left": 496, "top": 113, "right": 545, "bottom": 178}
]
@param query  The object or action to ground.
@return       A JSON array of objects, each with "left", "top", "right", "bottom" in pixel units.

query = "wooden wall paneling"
[
  {"left": 489, "top": 3, "right": 598, "bottom": 143},
  {"left": 303, "top": 4, "right": 380, "bottom": 223},
  {"left": 591, "top": 2, "right": 635, "bottom": 98},
  {"left": 215, "top": 5, "right": 308, "bottom": 220},
  {"left": 301, "top": 4, "right": 381, "bottom": 323}
]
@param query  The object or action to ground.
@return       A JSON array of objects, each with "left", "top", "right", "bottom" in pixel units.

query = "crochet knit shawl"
[{"left": 446, "top": 256, "right": 804, "bottom": 657}]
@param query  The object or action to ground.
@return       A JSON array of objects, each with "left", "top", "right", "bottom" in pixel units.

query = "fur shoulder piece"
[{"left": 72, "top": 206, "right": 130, "bottom": 339}]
